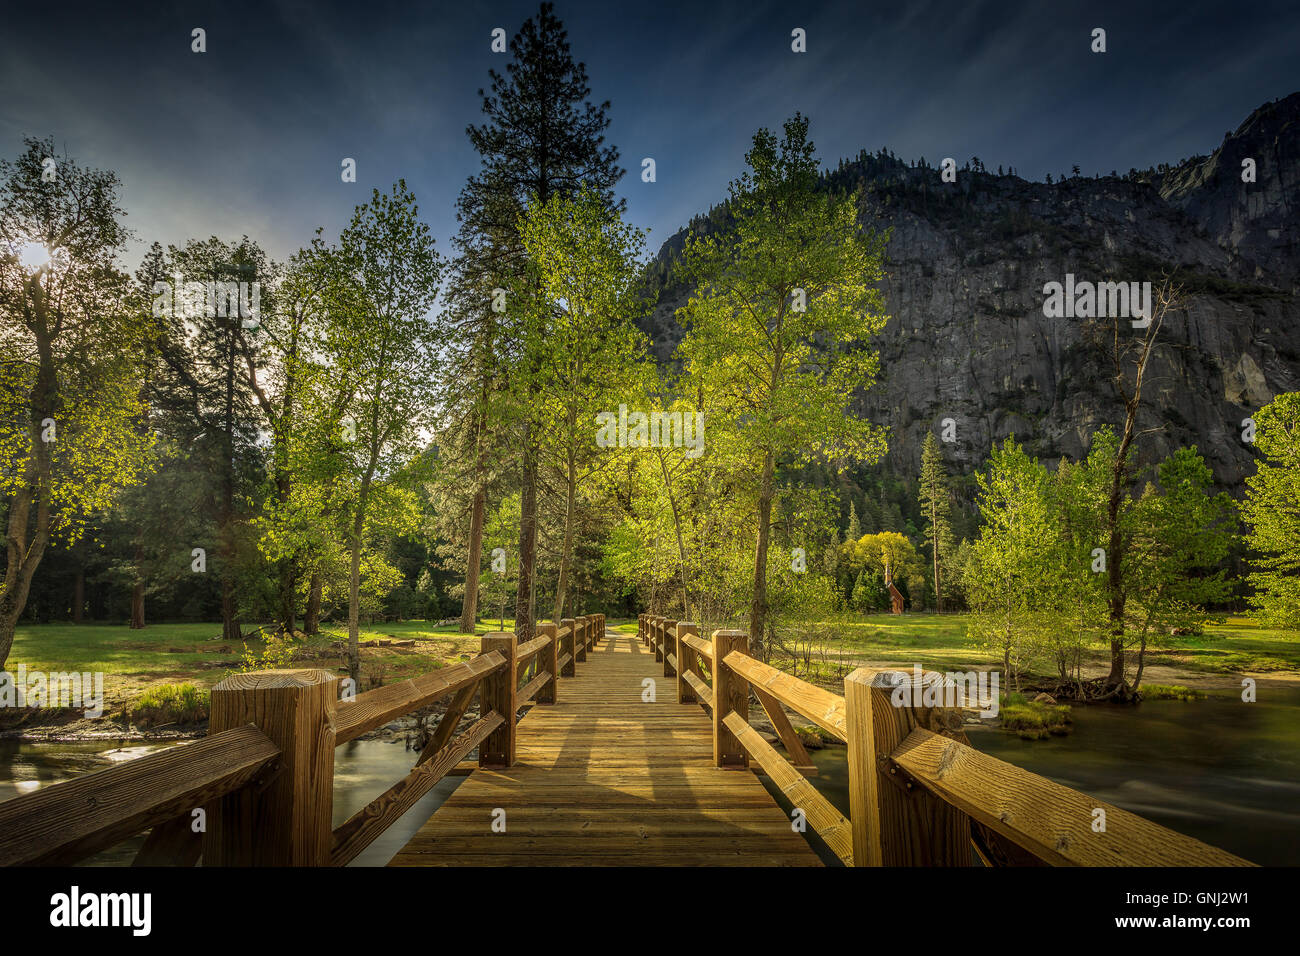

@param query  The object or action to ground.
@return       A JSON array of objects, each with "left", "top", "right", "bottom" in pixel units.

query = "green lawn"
[
  {"left": 770, "top": 613, "right": 1300, "bottom": 686},
  {"left": 4, "top": 612, "right": 1293, "bottom": 711},
  {"left": 4, "top": 616, "right": 638, "bottom": 710}
]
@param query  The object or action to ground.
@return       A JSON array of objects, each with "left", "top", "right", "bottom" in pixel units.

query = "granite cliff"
[{"left": 642, "top": 93, "right": 1300, "bottom": 491}]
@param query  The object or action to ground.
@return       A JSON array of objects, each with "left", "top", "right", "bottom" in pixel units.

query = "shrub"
[
  {"left": 999, "top": 697, "right": 1072, "bottom": 739},
  {"left": 1140, "top": 683, "right": 1205, "bottom": 701},
  {"left": 131, "top": 683, "right": 210, "bottom": 726}
]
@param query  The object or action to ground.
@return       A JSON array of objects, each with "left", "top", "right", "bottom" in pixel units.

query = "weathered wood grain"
[{"left": 0, "top": 725, "right": 277, "bottom": 867}]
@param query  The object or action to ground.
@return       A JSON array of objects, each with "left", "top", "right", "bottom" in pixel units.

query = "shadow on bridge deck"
[{"left": 389, "top": 630, "right": 821, "bottom": 866}]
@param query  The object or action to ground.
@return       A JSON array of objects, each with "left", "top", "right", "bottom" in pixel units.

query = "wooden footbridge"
[{"left": 0, "top": 614, "right": 1252, "bottom": 867}]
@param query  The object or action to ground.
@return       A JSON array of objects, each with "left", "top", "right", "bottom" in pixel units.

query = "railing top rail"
[
  {"left": 722, "top": 649, "right": 847, "bottom": 741},
  {"left": 0, "top": 724, "right": 279, "bottom": 867},
  {"left": 335, "top": 650, "right": 506, "bottom": 744},
  {"left": 890, "top": 726, "right": 1254, "bottom": 867}
]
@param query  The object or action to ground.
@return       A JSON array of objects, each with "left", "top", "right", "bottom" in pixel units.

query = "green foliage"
[
  {"left": 966, "top": 432, "right": 1237, "bottom": 691},
  {"left": 1140, "top": 683, "right": 1205, "bottom": 701},
  {"left": 1, "top": 136, "right": 154, "bottom": 664},
  {"left": 918, "top": 431, "right": 956, "bottom": 610},
  {"left": 1243, "top": 392, "right": 1300, "bottom": 628}
]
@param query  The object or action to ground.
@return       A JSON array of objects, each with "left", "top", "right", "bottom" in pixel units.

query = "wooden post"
[
  {"left": 479, "top": 632, "right": 517, "bottom": 768},
  {"left": 676, "top": 622, "right": 698, "bottom": 704},
  {"left": 205, "top": 668, "right": 336, "bottom": 866},
  {"left": 653, "top": 616, "right": 663, "bottom": 663},
  {"left": 595, "top": 613, "right": 604, "bottom": 646},
  {"left": 574, "top": 616, "right": 588, "bottom": 663},
  {"left": 844, "top": 667, "right": 970, "bottom": 866},
  {"left": 712, "top": 630, "right": 749, "bottom": 769},
  {"left": 638, "top": 613, "right": 646, "bottom": 645},
  {"left": 663, "top": 619, "right": 677, "bottom": 678},
  {"left": 537, "top": 622, "right": 557, "bottom": 704},
  {"left": 559, "top": 618, "right": 576, "bottom": 677}
]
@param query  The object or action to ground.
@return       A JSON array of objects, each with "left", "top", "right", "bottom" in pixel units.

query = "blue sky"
[{"left": 2, "top": 0, "right": 1296, "bottom": 266}]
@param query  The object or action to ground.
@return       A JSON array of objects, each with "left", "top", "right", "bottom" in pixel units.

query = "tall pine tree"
[
  {"left": 440, "top": 2, "right": 623, "bottom": 640},
  {"left": 918, "top": 431, "right": 954, "bottom": 611}
]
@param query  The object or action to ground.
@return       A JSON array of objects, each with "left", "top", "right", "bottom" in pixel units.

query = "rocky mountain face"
[{"left": 642, "top": 93, "right": 1300, "bottom": 492}]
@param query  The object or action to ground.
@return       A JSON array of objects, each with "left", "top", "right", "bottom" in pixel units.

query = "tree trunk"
[
  {"left": 130, "top": 543, "right": 145, "bottom": 629},
  {"left": 658, "top": 450, "right": 691, "bottom": 620},
  {"left": 749, "top": 450, "right": 775, "bottom": 656},
  {"left": 130, "top": 581, "right": 145, "bottom": 629},
  {"left": 0, "top": 349, "right": 56, "bottom": 670},
  {"left": 1104, "top": 412, "right": 1137, "bottom": 691},
  {"left": 304, "top": 572, "right": 321, "bottom": 634},
  {"left": 514, "top": 426, "right": 538, "bottom": 642},
  {"left": 348, "top": 512, "right": 364, "bottom": 686},
  {"left": 930, "top": 497, "right": 942, "bottom": 612},
  {"left": 552, "top": 453, "right": 577, "bottom": 622},
  {"left": 460, "top": 487, "right": 485, "bottom": 633},
  {"left": 72, "top": 566, "right": 85, "bottom": 624},
  {"left": 277, "top": 558, "right": 296, "bottom": 637}
]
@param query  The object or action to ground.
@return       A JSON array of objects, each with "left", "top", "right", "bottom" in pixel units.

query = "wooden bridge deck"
[{"left": 389, "top": 628, "right": 822, "bottom": 866}]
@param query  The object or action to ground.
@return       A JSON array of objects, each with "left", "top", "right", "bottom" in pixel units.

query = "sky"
[{"left": 2, "top": 0, "right": 1297, "bottom": 267}]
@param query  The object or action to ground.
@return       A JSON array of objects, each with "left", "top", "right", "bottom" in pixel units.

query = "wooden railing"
[
  {"left": 0, "top": 612, "right": 605, "bottom": 867},
  {"left": 638, "top": 612, "right": 1253, "bottom": 867}
]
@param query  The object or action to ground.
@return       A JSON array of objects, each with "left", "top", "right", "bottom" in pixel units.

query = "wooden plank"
[
  {"left": 0, "top": 725, "right": 278, "bottom": 867},
  {"left": 335, "top": 652, "right": 505, "bottom": 744},
  {"left": 753, "top": 685, "right": 817, "bottom": 774},
  {"left": 331, "top": 712, "right": 503, "bottom": 866},
  {"left": 391, "top": 630, "right": 821, "bottom": 868},
  {"left": 724, "top": 650, "right": 846, "bottom": 741},
  {"left": 891, "top": 727, "right": 1254, "bottom": 866},
  {"left": 723, "top": 712, "right": 852, "bottom": 865}
]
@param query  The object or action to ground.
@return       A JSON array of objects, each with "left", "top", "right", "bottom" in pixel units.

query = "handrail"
[
  {"left": 723, "top": 650, "right": 846, "bottom": 741},
  {"left": 0, "top": 613, "right": 606, "bottom": 868},
  {"left": 681, "top": 635, "right": 713, "bottom": 661},
  {"left": 336, "top": 651, "right": 506, "bottom": 744},
  {"left": 647, "top": 611, "right": 1255, "bottom": 868},
  {"left": 0, "top": 725, "right": 279, "bottom": 866},
  {"left": 519, "top": 668, "right": 553, "bottom": 704},
  {"left": 889, "top": 726, "right": 1252, "bottom": 866},
  {"left": 515, "top": 635, "right": 550, "bottom": 669}
]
